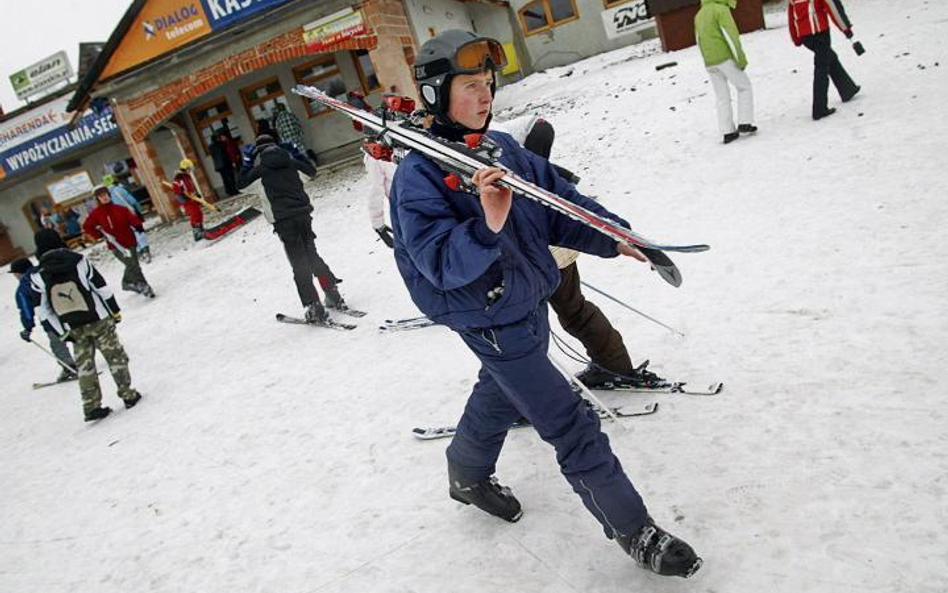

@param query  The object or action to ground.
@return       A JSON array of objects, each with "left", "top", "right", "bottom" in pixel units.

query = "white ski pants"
[{"left": 706, "top": 59, "right": 754, "bottom": 135}]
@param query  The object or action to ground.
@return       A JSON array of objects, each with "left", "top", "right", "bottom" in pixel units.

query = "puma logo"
[{"left": 56, "top": 288, "right": 76, "bottom": 302}]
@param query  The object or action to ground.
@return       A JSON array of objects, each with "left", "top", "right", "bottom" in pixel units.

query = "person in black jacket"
[
  {"left": 209, "top": 130, "right": 240, "bottom": 196},
  {"left": 237, "top": 134, "right": 347, "bottom": 323},
  {"left": 30, "top": 229, "right": 142, "bottom": 422}
]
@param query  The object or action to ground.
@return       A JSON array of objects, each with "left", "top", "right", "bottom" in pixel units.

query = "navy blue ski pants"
[{"left": 446, "top": 305, "right": 648, "bottom": 537}]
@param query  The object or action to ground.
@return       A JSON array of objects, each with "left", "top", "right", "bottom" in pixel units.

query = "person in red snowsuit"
[
  {"left": 172, "top": 159, "right": 206, "bottom": 241},
  {"left": 82, "top": 185, "right": 154, "bottom": 297},
  {"left": 788, "top": 0, "right": 860, "bottom": 119}
]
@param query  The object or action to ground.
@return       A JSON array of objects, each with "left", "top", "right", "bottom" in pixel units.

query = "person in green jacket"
[{"left": 694, "top": 0, "right": 757, "bottom": 144}]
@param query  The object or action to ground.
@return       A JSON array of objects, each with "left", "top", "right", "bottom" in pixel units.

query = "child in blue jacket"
[{"left": 389, "top": 30, "right": 702, "bottom": 579}]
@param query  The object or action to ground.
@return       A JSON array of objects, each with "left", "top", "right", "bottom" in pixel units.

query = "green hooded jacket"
[{"left": 694, "top": 0, "right": 748, "bottom": 69}]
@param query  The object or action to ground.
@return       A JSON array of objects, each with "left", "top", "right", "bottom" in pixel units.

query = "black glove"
[
  {"left": 19, "top": 328, "right": 31, "bottom": 342},
  {"left": 375, "top": 225, "right": 394, "bottom": 249}
]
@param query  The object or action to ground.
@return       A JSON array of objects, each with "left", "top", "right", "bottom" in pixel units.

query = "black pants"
[
  {"left": 801, "top": 31, "right": 858, "bottom": 118},
  {"left": 274, "top": 215, "right": 336, "bottom": 306},
  {"left": 218, "top": 165, "right": 240, "bottom": 196},
  {"left": 548, "top": 262, "right": 634, "bottom": 375}
]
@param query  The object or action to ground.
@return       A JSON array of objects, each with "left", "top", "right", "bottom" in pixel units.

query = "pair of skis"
[
  {"left": 275, "top": 305, "right": 368, "bottom": 331},
  {"left": 413, "top": 402, "right": 660, "bottom": 440},
  {"left": 292, "top": 85, "right": 709, "bottom": 288},
  {"left": 412, "top": 379, "right": 722, "bottom": 440},
  {"left": 379, "top": 315, "right": 436, "bottom": 332}
]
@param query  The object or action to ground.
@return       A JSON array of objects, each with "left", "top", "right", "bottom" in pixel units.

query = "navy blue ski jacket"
[
  {"left": 389, "top": 130, "right": 628, "bottom": 332},
  {"left": 15, "top": 267, "right": 37, "bottom": 330}
]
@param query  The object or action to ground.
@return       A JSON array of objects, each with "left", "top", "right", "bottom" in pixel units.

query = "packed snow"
[{"left": 2, "top": 0, "right": 946, "bottom": 591}]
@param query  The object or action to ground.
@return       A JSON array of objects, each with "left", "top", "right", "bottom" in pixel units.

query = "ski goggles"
[
  {"left": 454, "top": 38, "right": 508, "bottom": 73},
  {"left": 419, "top": 38, "right": 508, "bottom": 79}
]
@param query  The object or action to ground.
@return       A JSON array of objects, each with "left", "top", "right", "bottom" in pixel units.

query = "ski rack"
[{"left": 293, "top": 85, "right": 710, "bottom": 287}]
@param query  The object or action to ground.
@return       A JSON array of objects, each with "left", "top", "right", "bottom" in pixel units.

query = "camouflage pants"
[{"left": 69, "top": 318, "right": 135, "bottom": 413}]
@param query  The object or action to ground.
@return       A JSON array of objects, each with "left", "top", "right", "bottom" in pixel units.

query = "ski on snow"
[
  {"left": 379, "top": 316, "right": 436, "bottom": 332},
  {"left": 275, "top": 313, "right": 356, "bottom": 331},
  {"left": 412, "top": 402, "right": 659, "bottom": 440},
  {"left": 592, "top": 381, "right": 724, "bottom": 396}
]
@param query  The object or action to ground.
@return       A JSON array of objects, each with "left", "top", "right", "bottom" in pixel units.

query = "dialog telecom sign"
[{"left": 101, "top": 0, "right": 296, "bottom": 79}]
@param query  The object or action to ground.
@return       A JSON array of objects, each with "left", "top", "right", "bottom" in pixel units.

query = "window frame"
[
  {"left": 602, "top": 0, "right": 633, "bottom": 8},
  {"left": 188, "top": 96, "right": 234, "bottom": 155},
  {"left": 292, "top": 56, "right": 345, "bottom": 118},
  {"left": 239, "top": 76, "right": 288, "bottom": 132},
  {"left": 352, "top": 50, "right": 381, "bottom": 95},
  {"left": 518, "top": 0, "right": 580, "bottom": 36}
]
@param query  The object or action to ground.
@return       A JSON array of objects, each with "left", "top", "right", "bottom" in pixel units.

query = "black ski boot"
[
  {"left": 123, "top": 391, "right": 142, "bottom": 409},
  {"left": 448, "top": 464, "right": 523, "bottom": 523},
  {"left": 192, "top": 225, "right": 205, "bottom": 242},
  {"left": 616, "top": 516, "right": 703, "bottom": 578},
  {"left": 723, "top": 131, "right": 739, "bottom": 144},
  {"left": 84, "top": 406, "right": 112, "bottom": 422},
  {"left": 57, "top": 368, "right": 78, "bottom": 382},
  {"left": 323, "top": 285, "right": 348, "bottom": 312},
  {"left": 576, "top": 361, "right": 667, "bottom": 390},
  {"left": 738, "top": 124, "right": 758, "bottom": 134},
  {"left": 304, "top": 302, "right": 329, "bottom": 324}
]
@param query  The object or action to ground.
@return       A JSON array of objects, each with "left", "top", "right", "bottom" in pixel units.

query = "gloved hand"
[
  {"left": 241, "top": 143, "right": 256, "bottom": 170},
  {"left": 59, "top": 331, "right": 71, "bottom": 343},
  {"left": 844, "top": 29, "right": 854, "bottom": 39},
  {"left": 111, "top": 312, "right": 122, "bottom": 324},
  {"left": 19, "top": 328, "right": 31, "bottom": 342},
  {"left": 375, "top": 225, "right": 394, "bottom": 248}
]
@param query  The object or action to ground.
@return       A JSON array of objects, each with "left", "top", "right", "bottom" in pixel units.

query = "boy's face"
[
  {"left": 447, "top": 70, "right": 494, "bottom": 130},
  {"left": 95, "top": 190, "right": 111, "bottom": 204}
]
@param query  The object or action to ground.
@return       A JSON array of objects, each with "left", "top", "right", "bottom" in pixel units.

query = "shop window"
[
  {"left": 353, "top": 50, "right": 381, "bottom": 94},
  {"left": 240, "top": 78, "right": 289, "bottom": 133},
  {"left": 519, "top": 0, "right": 579, "bottom": 36},
  {"left": 293, "top": 57, "right": 347, "bottom": 117},
  {"left": 189, "top": 97, "right": 240, "bottom": 154}
]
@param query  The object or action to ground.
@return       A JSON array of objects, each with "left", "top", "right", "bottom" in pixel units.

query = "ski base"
[
  {"left": 275, "top": 313, "right": 356, "bottom": 331},
  {"left": 379, "top": 318, "right": 436, "bottom": 332},
  {"left": 412, "top": 403, "right": 658, "bottom": 440},
  {"left": 609, "top": 381, "right": 723, "bottom": 396},
  {"left": 328, "top": 306, "right": 367, "bottom": 318},
  {"left": 33, "top": 378, "right": 78, "bottom": 390}
]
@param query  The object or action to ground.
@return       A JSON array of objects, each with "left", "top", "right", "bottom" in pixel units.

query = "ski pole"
[
  {"left": 579, "top": 280, "right": 685, "bottom": 338},
  {"left": 29, "top": 338, "right": 79, "bottom": 375},
  {"left": 547, "top": 353, "right": 622, "bottom": 425}
]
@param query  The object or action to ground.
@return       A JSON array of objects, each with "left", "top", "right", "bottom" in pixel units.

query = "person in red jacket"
[
  {"left": 788, "top": 0, "right": 860, "bottom": 120},
  {"left": 172, "top": 159, "right": 206, "bottom": 241},
  {"left": 83, "top": 185, "right": 155, "bottom": 297}
]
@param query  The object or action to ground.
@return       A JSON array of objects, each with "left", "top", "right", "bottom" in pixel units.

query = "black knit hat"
[
  {"left": 8, "top": 257, "right": 33, "bottom": 274},
  {"left": 34, "top": 228, "right": 68, "bottom": 257},
  {"left": 255, "top": 133, "right": 276, "bottom": 147}
]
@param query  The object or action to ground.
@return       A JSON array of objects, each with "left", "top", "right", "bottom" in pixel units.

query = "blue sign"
[
  {"left": 0, "top": 111, "right": 120, "bottom": 178},
  {"left": 199, "top": 0, "right": 296, "bottom": 31}
]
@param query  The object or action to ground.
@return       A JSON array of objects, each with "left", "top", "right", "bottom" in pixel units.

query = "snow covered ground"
[{"left": 2, "top": 0, "right": 946, "bottom": 591}]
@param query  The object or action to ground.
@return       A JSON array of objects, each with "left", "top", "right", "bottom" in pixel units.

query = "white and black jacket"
[{"left": 30, "top": 248, "right": 120, "bottom": 335}]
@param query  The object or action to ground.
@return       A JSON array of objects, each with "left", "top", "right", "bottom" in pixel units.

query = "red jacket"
[
  {"left": 788, "top": 0, "right": 852, "bottom": 46},
  {"left": 83, "top": 203, "right": 143, "bottom": 250},
  {"left": 172, "top": 172, "right": 198, "bottom": 201}
]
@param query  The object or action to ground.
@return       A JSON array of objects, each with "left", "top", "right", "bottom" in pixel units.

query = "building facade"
[{"left": 2, "top": 0, "right": 659, "bottom": 257}]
